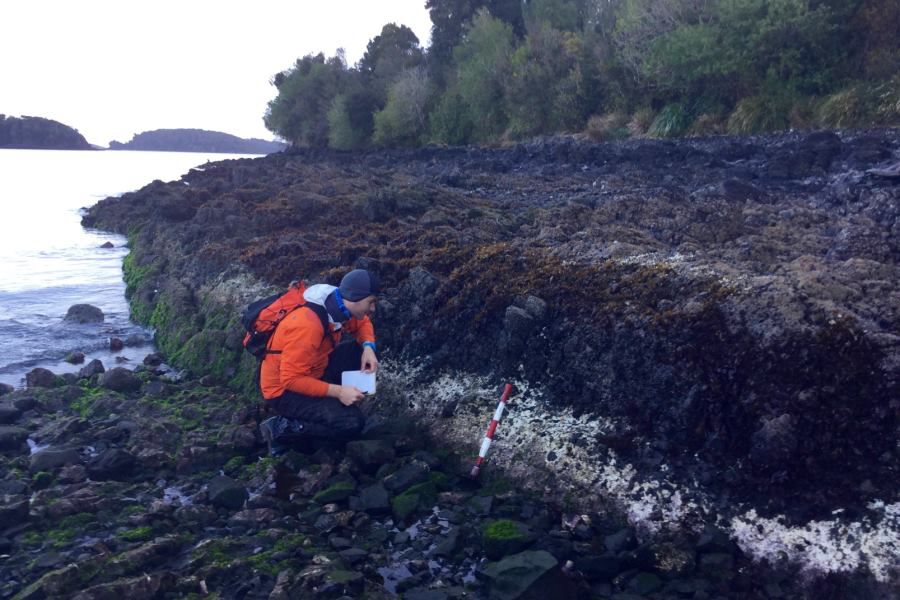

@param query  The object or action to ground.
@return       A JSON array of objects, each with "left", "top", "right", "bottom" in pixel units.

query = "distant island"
[
  {"left": 0, "top": 115, "right": 92, "bottom": 150},
  {"left": 108, "top": 129, "right": 286, "bottom": 154}
]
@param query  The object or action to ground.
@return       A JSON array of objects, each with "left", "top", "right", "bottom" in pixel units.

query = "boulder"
[
  {"left": 64, "top": 352, "right": 85, "bottom": 365},
  {"left": 0, "top": 425, "right": 29, "bottom": 451},
  {"left": 345, "top": 439, "right": 396, "bottom": 473},
  {"left": 65, "top": 304, "right": 104, "bottom": 323},
  {"left": 0, "top": 495, "right": 29, "bottom": 529},
  {"left": 478, "top": 550, "right": 580, "bottom": 600},
  {"left": 109, "top": 337, "right": 124, "bottom": 351},
  {"left": 356, "top": 483, "right": 390, "bottom": 514},
  {"left": 0, "top": 404, "right": 21, "bottom": 424},
  {"left": 79, "top": 359, "right": 105, "bottom": 379},
  {"left": 30, "top": 447, "right": 82, "bottom": 472},
  {"left": 87, "top": 448, "right": 136, "bottom": 480},
  {"left": 208, "top": 475, "right": 248, "bottom": 510},
  {"left": 99, "top": 367, "right": 142, "bottom": 393},
  {"left": 124, "top": 333, "right": 146, "bottom": 347},
  {"left": 383, "top": 460, "right": 430, "bottom": 493},
  {"left": 482, "top": 520, "right": 537, "bottom": 560},
  {"left": 0, "top": 383, "right": 13, "bottom": 396},
  {"left": 26, "top": 368, "right": 57, "bottom": 389}
]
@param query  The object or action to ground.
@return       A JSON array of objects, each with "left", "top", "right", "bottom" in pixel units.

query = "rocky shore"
[
  {"left": 0, "top": 362, "right": 883, "bottom": 599},
  {"left": 5, "top": 128, "right": 895, "bottom": 597}
]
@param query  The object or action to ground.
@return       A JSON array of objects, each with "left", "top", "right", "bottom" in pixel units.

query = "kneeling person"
[{"left": 259, "top": 269, "right": 379, "bottom": 453}]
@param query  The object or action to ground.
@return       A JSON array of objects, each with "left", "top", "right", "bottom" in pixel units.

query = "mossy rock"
[
  {"left": 312, "top": 481, "right": 356, "bottom": 504},
  {"left": 391, "top": 492, "right": 420, "bottom": 521},
  {"left": 482, "top": 519, "right": 536, "bottom": 560}
]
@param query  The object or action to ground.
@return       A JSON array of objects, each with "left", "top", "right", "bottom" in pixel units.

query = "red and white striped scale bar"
[{"left": 470, "top": 383, "right": 513, "bottom": 477}]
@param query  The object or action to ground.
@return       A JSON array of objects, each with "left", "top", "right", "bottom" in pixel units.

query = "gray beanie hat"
[{"left": 339, "top": 269, "right": 380, "bottom": 301}]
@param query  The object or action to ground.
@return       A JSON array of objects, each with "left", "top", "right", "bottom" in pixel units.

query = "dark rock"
[
  {"left": 339, "top": 547, "right": 368, "bottom": 566},
  {"left": 143, "top": 380, "right": 171, "bottom": 398},
  {"left": 65, "top": 303, "right": 104, "bottom": 323},
  {"left": 79, "top": 359, "right": 105, "bottom": 379},
  {"left": 100, "top": 241, "right": 115, "bottom": 248},
  {"left": 0, "top": 383, "right": 13, "bottom": 396},
  {"left": 624, "top": 571, "right": 663, "bottom": 595},
  {"left": 482, "top": 520, "right": 537, "bottom": 560},
  {"left": 99, "top": 367, "right": 142, "bottom": 393},
  {"left": 0, "top": 495, "right": 29, "bottom": 529},
  {"left": 87, "top": 448, "right": 136, "bottom": 480},
  {"left": 576, "top": 554, "right": 626, "bottom": 581},
  {"left": 30, "top": 447, "right": 82, "bottom": 472},
  {"left": 605, "top": 528, "right": 638, "bottom": 553},
  {"left": 143, "top": 353, "right": 164, "bottom": 366},
  {"left": 64, "top": 352, "right": 85, "bottom": 365},
  {"left": 699, "top": 552, "right": 735, "bottom": 580},
  {"left": 431, "top": 526, "right": 461, "bottom": 557},
  {"left": 392, "top": 492, "right": 421, "bottom": 521},
  {"left": 209, "top": 475, "right": 249, "bottom": 510},
  {"left": 345, "top": 439, "right": 396, "bottom": 473},
  {"left": 0, "top": 404, "right": 21, "bottom": 424},
  {"left": 383, "top": 460, "right": 430, "bottom": 493},
  {"left": 124, "top": 333, "right": 146, "bottom": 347},
  {"left": 357, "top": 483, "right": 390, "bottom": 514},
  {"left": 26, "top": 368, "right": 57, "bottom": 389},
  {"left": 467, "top": 495, "right": 493, "bottom": 517},
  {"left": 721, "top": 178, "right": 763, "bottom": 202},
  {"left": 312, "top": 481, "right": 356, "bottom": 504},
  {"left": 0, "top": 425, "right": 28, "bottom": 450},
  {"left": 479, "top": 550, "right": 580, "bottom": 600},
  {"left": 109, "top": 337, "right": 124, "bottom": 351}
]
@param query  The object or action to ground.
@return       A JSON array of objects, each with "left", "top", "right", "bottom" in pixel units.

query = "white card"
[{"left": 341, "top": 370, "right": 376, "bottom": 394}]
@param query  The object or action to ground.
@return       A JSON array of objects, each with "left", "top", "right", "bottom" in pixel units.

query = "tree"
[
  {"left": 372, "top": 67, "right": 433, "bottom": 146},
  {"left": 264, "top": 53, "right": 349, "bottom": 147},
  {"left": 523, "top": 0, "right": 587, "bottom": 33},
  {"left": 505, "top": 26, "right": 590, "bottom": 137},
  {"left": 453, "top": 9, "right": 516, "bottom": 141},
  {"left": 426, "top": 0, "right": 525, "bottom": 78},
  {"left": 358, "top": 23, "right": 425, "bottom": 102}
]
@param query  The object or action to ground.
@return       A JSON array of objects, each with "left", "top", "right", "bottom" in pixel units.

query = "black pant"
[{"left": 266, "top": 341, "right": 365, "bottom": 441}]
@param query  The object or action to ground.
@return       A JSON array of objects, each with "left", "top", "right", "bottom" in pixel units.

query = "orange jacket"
[{"left": 259, "top": 304, "right": 375, "bottom": 400}]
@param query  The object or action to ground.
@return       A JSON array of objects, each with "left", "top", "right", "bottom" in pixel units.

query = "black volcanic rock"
[
  {"left": 0, "top": 114, "right": 91, "bottom": 150},
  {"left": 108, "top": 128, "right": 285, "bottom": 154}
]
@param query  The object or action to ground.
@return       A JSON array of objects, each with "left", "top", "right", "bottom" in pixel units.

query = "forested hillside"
[
  {"left": 265, "top": 0, "right": 899, "bottom": 148},
  {"left": 0, "top": 114, "right": 92, "bottom": 149}
]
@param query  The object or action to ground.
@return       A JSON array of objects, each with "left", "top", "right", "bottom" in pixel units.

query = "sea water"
[{"left": 0, "top": 148, "right": 254, "bottom": 388}]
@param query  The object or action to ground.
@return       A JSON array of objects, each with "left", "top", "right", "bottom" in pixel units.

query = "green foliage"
[
  {"left": 328, "top": 95, "right": 369, "bottom": 150},
  {"left": 816, "top": 78, "right": 900, "bottom": 128},
  {"left": 264, "top": 53, "right": 349, "bottom": 147},
  {"left": 648, "top": 103, "right": 690, "bottom": 138},
  {"left": 358, "top": 23, "right": 425, "bottom": 102},
  {"left": 524, "top": 0, "right": 585, "bottom": 32},
  {"left": 505, "top": 26, "right": 590, "bottom": 138},
  {"left": 453, "top": 9, "right": 516, "bottom": 141},
  {"left": 428, "top": 89, "right": 476, "bottom": 145},
  {"left": 727, "top": 93, "right": 793, "bottom": 134},
  {"left": 372, "top": 68, "right": 433, "bottom": 146},
  {"left": 482, "top": 519, "right": 520, "bottom": 540}
]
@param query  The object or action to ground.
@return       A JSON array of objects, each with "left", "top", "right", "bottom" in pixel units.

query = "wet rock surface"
[
  {"left": 2, "top": 371, "right": 880, "bottom": 599},
  {"left": 73, "top": 130, "right": 900, "bottom": 593}
]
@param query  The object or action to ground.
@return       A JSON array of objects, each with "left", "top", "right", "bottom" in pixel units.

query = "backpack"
[{"left": 241, "top": 281, "right": 329, "bottom": 359}]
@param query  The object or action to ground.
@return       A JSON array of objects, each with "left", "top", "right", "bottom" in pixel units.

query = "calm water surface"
[{"left": 0, "top": 148, "right": 254, "bottom": 387}]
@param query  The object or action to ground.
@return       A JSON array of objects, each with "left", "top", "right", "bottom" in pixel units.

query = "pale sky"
[{"left": 1, "top": 1, "right": 432, "bottom": 146}]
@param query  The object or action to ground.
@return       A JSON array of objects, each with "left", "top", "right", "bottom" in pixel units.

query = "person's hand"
[
  {"left": 338, "top": 385, "right": 365, "bottom": 406},
  {"left": 361, "top": 346, "right": 378, "bottom": 373}
]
